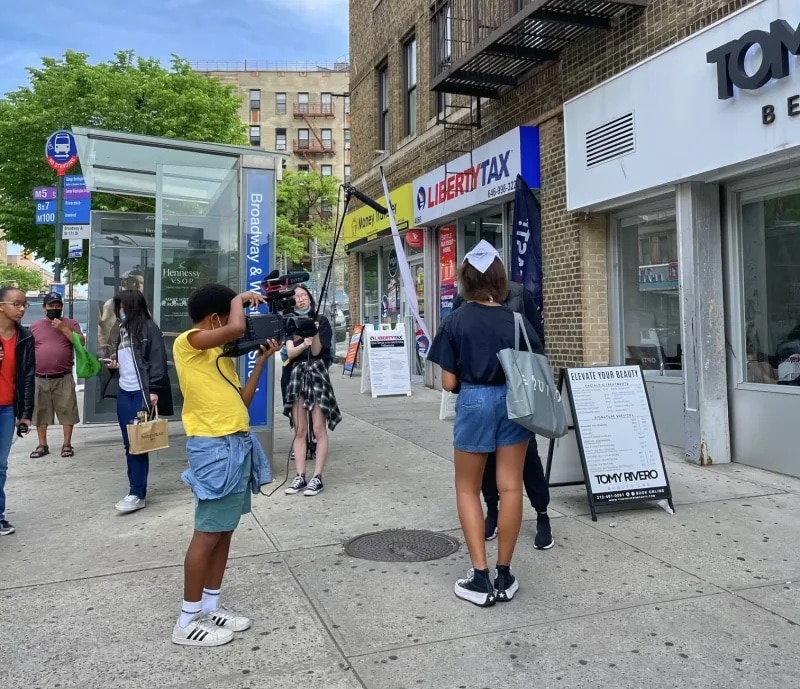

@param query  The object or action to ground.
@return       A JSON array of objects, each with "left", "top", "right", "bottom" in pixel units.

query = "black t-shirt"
[
  {"left": 427, "top": 303, "right": 544, "bottom": 386},
  {"left": 287, "top": 314, "right": 333, "bottom": 365}
]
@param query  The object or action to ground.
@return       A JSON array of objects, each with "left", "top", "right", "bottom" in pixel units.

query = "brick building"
[
  {"left": 346, "top": 0, "right": 800, "bottom": 478},
  {"left": 193, "top": 61, "right": 351, "bottom": 181}
]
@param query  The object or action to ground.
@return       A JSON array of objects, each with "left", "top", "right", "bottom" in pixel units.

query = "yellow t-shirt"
[{"left": 173, "top": 329, "right": 250, "bottom": 437}]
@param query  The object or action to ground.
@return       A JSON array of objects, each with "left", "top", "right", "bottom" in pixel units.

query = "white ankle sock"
[
  {"left": 179, "top": 600, "right": 202, "bottom": 629},
  {"left": 202, "top": 587, "right": 221, "bottom": 613}
]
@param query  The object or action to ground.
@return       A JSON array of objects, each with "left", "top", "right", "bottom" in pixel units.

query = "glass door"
[{"left": 727, "top": 179, "right": 800, "bottom": 475}]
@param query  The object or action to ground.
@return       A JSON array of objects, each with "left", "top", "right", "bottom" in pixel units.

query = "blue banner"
[
  {"left": 242, "top": 168, "right": 274, "bottom": 428},
  {"left": 511, "top": 175, "right": 543, "bottom": 312}
]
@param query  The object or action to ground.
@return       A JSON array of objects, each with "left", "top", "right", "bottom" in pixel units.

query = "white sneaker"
[
  {"left": 208, "top": 604, "right": 251, "bottom": 632},
  {"left": 172, "top": 614, "right": 234, "bottom": 647},
  {"left": 115, "top": 495, "right": 146, "bottom": 512}
]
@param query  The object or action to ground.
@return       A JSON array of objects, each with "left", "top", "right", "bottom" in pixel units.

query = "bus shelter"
[{"left": 73, "top": 127, "right": 286, "bottom": 456}]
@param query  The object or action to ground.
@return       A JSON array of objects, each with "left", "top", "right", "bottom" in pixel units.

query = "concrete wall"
[{"left": 347, "top": 0, "right": 755, "bottom": 367}]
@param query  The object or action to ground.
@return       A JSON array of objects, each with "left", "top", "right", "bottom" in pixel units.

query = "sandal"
[
  {"left": 61, "top": 445, "right": 75, "bottom": 458},
  {"left": 30, "top": 445, "right": 49, "bottom": 458}
]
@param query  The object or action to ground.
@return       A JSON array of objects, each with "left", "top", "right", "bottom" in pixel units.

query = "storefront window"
[
  {"left": 618, "top": 208, "right": 682, "bottom": 375},
  {"left": 362, "top": 251, "right": 380, "bottom": 324},
  {"left": 741, "top": 188, "right": 800, "bottom": 386}
]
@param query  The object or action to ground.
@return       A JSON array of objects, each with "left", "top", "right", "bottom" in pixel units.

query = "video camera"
[{"left": 221, "top": 270, "right": 318, "bottom": 358}]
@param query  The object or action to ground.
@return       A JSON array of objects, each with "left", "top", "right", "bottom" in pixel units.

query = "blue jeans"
[
  {"left": 0, "top": 405, "right": 17, "bottom": 521},
  {"left": 117, "top": 389, "right": 149, "bottom": 499},
  {"left": 454, "top": 384, "right": 532, "bottom": 453}
]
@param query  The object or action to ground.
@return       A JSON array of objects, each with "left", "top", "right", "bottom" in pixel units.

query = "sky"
[
  {"left": 0, "top": 0, "right": 349, "bottom": 96},
  {"left": 0, "top": 0, "right": 349, "bottom": 265}
]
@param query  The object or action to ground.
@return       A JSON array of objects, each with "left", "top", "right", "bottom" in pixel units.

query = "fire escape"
[
  {"left": 430, "top": 0, "right": 649, "bottom": 170},
  {"left": 293, "top": 99, "right": 337, "bottom": 172}
]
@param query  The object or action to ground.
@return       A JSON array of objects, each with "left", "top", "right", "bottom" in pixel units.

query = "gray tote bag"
[{"left": 497, "top": 312, "right": 568, "bottom": 439}]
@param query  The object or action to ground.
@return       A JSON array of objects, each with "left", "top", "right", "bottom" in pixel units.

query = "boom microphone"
[{"left": 345, "top": 185, "right": 388, "bottom": 216}]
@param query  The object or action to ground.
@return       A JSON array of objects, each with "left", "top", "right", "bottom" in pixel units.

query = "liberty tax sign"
[{"left": 413, "top": 127, "right": 540, "bottom": 225}]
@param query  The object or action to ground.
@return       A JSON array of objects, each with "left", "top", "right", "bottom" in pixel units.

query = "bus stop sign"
[{"left": 45, "top": 130, "right": 79, "bottom": 175}]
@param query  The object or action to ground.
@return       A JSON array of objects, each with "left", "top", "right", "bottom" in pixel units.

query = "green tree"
[
  {"left": 0, "top": 265, "right": 45, "bottom": 293},
  {"left": 277, "top": 170, "right": 341, "bottom": 266},
  {"left": 0, "top": 50, "right": 247, "bottom": 281}
]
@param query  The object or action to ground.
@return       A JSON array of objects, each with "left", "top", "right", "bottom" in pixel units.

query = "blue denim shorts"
[{"left": 453, "top": 384, "right": 532, "bottom": 453}]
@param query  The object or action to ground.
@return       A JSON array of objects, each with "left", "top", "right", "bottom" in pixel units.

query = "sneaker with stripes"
[
  {"left": 172, "top": 615, "right": 234, "bottom": 647},
  {"left": 209, "top": 605, "right": 251, "bottom": 632}
]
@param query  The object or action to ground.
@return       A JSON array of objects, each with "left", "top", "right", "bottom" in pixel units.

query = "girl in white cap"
[{"left": 427, "top": 241, "right": 544, "bottom": 607}]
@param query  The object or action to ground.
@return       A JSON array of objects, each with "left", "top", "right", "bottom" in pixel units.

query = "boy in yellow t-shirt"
[{"left": 171, "top": 283, "right": 280, "bottom": 647}]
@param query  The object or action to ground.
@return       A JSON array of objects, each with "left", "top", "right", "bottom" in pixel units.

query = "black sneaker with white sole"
[
  {"left": 493, "top": 565, "right": 519, "bottom": 602},
  {"left": 454, "top": 568, "right": 496, "bottom": 607},
  {"left": 0, "top": 519, "right": 15, "bottom": 536},
  {"left": 534, "top": 513, "right": 554, "bottom": 550},
  {"left": 285, "top": 474, "right": 307, "bottom": 495},
  {"left": 303, "top": 475, "right": 324, "bottom": 496}
]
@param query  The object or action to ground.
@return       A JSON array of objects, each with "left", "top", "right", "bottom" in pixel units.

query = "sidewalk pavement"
[{"left": 4, "top": 366, "right": 800, "bottom": 689}]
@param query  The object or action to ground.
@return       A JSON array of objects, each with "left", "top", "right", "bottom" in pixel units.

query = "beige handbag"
[{"left": 127, "top": 408, "right": 169, "bottom": 455}]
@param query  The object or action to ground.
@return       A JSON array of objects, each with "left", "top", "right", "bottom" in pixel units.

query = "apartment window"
[
  {"left": 321, "top": 165, "right": 333, "bottom": 176},
  {"left": 344, "top": 165, "right": 351, "bottom": 185},
  {"left": 344, "top": 129, "right": 351, "bottom": 149},
  {"left": 275, "top": 92, "right": 286, "bottom": 115},
  {"left": 378, "top": 62, "right": 389, "bottom": 151},
  {"left": 321, "top": 92, "right": 333, "bottom": 115},
  {"left": 249, "top": 89, "right": 261, "bottom": 111},
  {"left": 298, "top": 164, "right": 310, "bottom": 173},
  {"left": 344, "top": 95, "right": 351, "bottom": 115},
  {"left": 298, "top": 92, "right": 309, "bottom": 114},
  {"left": 298, "top": 129, "right": 309, "bottom": 149},
  {"left": 275, "top": 128, "right": 287, "bottom": 151},
  {"left": 403, "top": 35, "right": 417, "bottom": 137},
  {"left": 249, "top": 125, "right": 261, "bottom": 146},
  {"left": 321, "top": 128, "right": 333, "bottom": 150}
]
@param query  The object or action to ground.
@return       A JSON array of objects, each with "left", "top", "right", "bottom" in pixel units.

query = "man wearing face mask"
[{"left": 29, "top": 293, "right": 84, "bottom": 459}]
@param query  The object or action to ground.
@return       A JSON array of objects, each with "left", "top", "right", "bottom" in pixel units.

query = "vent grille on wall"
[{"left": 585, "top": 113, "right": 635, "bottom": 168}]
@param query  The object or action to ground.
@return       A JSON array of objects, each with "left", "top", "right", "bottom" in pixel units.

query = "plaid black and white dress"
[{"left": 283, "top": 358, "right": 342, "bottom": 431}]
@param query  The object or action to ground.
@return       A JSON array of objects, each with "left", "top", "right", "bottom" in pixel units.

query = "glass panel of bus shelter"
[{"left": 84, "top": 158, "right": 240, "bottom": 423}]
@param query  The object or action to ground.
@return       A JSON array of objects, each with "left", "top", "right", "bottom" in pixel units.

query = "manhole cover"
[{"left": 344, "top": 529, "right": 460, "bottom": 562}]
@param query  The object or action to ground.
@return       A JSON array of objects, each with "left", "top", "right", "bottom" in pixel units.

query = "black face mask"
[{"left": 45, "top": 309, "right": 63, "bottom": 320}]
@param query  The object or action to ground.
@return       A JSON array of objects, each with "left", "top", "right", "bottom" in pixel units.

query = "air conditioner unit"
[{"left": 344, "top": 143, "right": 351, "bottom": 150}]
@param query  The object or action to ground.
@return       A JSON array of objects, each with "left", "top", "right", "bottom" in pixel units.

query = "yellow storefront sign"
[{"left": 343, "top": 183, "right": 414, "bottom": 250}]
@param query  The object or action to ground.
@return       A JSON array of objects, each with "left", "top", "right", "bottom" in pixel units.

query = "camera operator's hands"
[
  {"left": 256, "top": 339, "right": 281, "bottom": 363},
  {"left": 238, "top": 290, "right": 267, "bottom": 308}
]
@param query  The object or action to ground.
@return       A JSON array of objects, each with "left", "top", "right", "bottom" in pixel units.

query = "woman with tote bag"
[
  {"left": 427, "top": 241, "right": 544, "bottom": 607},
  {"left": 100, "top": 290, "right": 173, "bottom": 513}
]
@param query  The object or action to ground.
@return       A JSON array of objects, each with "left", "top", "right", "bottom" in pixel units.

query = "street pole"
[
  {"left": 54, "top": 173, "right": 64, "bottom": 283},
  {"left": 68, "top": 259, "right": 74, "bottom": 319}
]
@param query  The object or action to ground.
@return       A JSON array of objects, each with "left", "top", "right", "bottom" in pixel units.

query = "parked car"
[
  {"left": 332, "top": 290, "right": 351, "bottom": 330},
  {"left": 320, "top": 304, "right": 347, "bottom": 342}
]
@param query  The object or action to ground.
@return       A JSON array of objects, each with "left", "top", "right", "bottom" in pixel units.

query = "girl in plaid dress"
[{"left": 283, "top": 285, "right": 341, "bottom": 496}]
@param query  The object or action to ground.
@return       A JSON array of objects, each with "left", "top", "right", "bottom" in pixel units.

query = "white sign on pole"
[
  {"left": 566, "top": 366, "right": 671, "bottom": 506},
  {"left": 67, "top": 239, "right": 82, "bottom": 259},
  {"left": 361, "top": 325, "right": 412, "bottom": 398},
  {"left": 62, "top": 224, "right": 90, "bottom": 240}
]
